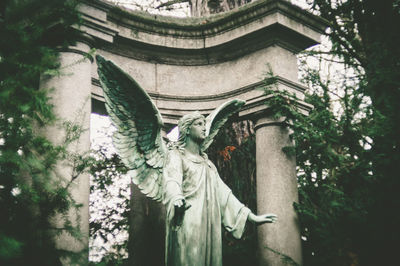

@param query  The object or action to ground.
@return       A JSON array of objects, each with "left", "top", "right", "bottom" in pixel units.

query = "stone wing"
[
  {"left": 96, "top": 55, "right": 165, "bottom": 201},
  {"left": 201, "top": 99, "right": 246, "bottom": 152}
]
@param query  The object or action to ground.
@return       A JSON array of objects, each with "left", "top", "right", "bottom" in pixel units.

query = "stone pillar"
[
  {"left": 255, "top": 115, "right": 302, "bottom": 266},
  {"left": 40, "top": 38, "right": 93, "bottom": 265},
  {"left": 128, "top": 184, "right": 165, "bottom": 266}
]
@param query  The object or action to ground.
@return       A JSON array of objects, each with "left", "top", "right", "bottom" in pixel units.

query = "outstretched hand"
[{"left": 248, "top": 213, "right": 277, "bottom": 225}]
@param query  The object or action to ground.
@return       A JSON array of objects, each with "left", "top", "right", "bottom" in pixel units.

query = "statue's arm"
[
  {"left": 216, "top": 171, "right": 277, "bottom": 237},
  {"left": 163, "top": 151, "right": 183, "bottom": 202},
  {"left": 216, "top": 174, "right": 250, "bottom": 239},
  {"left": 163, "top": 150, "right": 190, "bottom": 223}
]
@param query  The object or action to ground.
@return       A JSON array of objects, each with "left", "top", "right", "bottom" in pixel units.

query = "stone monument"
[{"left": 42, "top": 0, "right": 327, "bottom": 264}]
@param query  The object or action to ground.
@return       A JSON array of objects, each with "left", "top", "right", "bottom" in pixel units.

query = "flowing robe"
[{"left": 163, "top": 149, "right": 250, "bottom": 266}]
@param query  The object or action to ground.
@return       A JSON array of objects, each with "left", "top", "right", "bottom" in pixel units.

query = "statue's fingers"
[
  {"left": 264, "top": 215, "right": 277, "bottom": 223},
  {"left": 262, "top": 214, "right": 273, "bottom": 219},
  {"left": 175, "top": 199, "right": 183, "bottom": 207}
]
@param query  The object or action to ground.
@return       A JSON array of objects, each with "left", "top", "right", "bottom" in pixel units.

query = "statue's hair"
[{"left": 177, "top": 111, "right": 205, "bottom": 147}]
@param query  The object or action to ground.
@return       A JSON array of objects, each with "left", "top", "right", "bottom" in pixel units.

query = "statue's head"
[{"left": 177, "top": 111, "right": 206, "bottom": 146}]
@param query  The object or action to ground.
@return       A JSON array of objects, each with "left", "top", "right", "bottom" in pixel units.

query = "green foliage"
[
  {"left": 89, "top": 149, "right": 130, "bottom": 264},
  {"left": 262, "top": 0, "right": 400, "bottom": 262},
  {"left": 0, "top": 0, "right": 83, "bottom": 265},
  {"left": 0, "top": 235, "right": 22, "bottom": 260},
  {"left": 296, "top": 1, "right": 400, "bottom": 265},
  {"left": 89, "top": 120, "right": 130, "bottom": 264},
  {"left": 264, "top": 69, "right": 364, "bottom": 265}
]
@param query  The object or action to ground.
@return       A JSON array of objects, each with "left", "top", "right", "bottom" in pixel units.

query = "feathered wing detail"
[
  {"left": 96, "top": 55, "right": 166, "bottom": 201},
  {"left": 201, "top": 99, "right": 246, "bottom": 151}
]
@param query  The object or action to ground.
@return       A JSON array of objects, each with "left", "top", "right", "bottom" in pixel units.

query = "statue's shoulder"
[{"left": 199, "top": 153, "right": 217, "bottom": 170}]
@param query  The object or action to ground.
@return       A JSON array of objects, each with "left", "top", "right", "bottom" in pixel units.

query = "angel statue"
[{"left": 96, "top": 55, "right": 277, "bottom": 266}]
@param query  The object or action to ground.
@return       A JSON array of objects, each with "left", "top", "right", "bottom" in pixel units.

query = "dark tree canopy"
[{"left": 262, "top": 1, "right": 400, "bottom": 265}]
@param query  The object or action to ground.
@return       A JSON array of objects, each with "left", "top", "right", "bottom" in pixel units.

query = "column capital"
[
  {"left": 58, "top": 32, "right": 95, "bottom": 62},
  {"left": 254, "top": 115, "right": 287, "bottom": 131},
  {"left": 239, "top": 94, "right": 312, "bottom": 124}
]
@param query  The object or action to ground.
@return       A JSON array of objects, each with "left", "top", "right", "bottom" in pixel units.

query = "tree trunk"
[{"left": 189, "top": 0, "right": 251, "bottom": 17}]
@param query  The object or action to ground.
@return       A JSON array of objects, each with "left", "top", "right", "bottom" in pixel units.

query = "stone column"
[
  {"left": 128, "top": 184, "right": 165, "bottom": 266},
  {"left": 255, "top": 115, "right": 302, "bottom": 266},
  {"left": 40, "top": 38, "right": 93, "bottom": 265}
]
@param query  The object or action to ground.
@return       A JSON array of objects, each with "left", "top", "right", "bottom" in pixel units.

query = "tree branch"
[{"left": 156, "top": 0, "right": 189, "bottom": 9}]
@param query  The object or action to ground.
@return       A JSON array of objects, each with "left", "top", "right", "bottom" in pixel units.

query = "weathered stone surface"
[
  {"left": 255, "top": 116, "right": 302, "bottom": 265},
  {"left": 96, "top": 0, "right": 326, "bottom": 63},
  {"left": 86, "top": 0, "right": 325, "bottom": 125},
  {"left": 92, "top": 45, "right": 310, "bottom": 124},
  {"left": 40, "top": 40, "right": 93, "bottom": 265}
]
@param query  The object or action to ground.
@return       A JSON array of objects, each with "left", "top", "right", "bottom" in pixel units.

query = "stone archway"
[{"left": 44, "top": 0, "right": 327, "bottom": 264}]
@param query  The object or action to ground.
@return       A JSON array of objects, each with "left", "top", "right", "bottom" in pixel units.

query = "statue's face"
[{"left": 188, "top": 118, "right": 206, "bottom": 143}]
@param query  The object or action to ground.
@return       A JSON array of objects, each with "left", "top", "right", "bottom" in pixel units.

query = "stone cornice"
[
  {"left": 91, "top": 75, "right": 312, "bottom": 123},
  {"left": 104, "top": 0, "right": 327, "bottom": 36},
  {"left": 82, "top": 0, "right": 328, "bottom": 65},
  {"left": 91, "top": 75, "right": 305, "bottom": 102}
]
